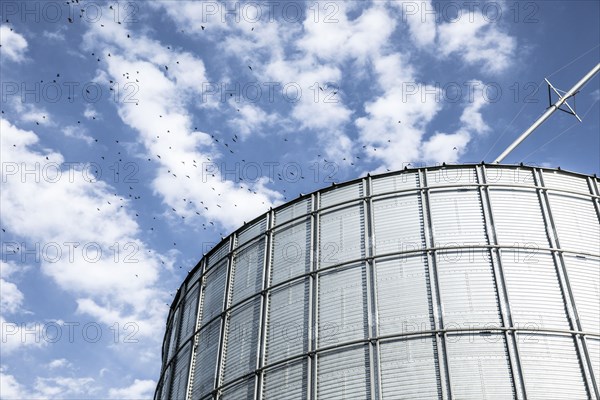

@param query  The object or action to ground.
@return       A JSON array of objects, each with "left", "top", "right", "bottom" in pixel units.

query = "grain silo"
[{"left": 154, "top": 163, "right": 600, "bottom": 399}]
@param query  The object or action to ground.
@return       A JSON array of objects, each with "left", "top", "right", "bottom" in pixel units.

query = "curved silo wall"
[{"left": 155, "top": 164, "right": 600, "bottom": 400}]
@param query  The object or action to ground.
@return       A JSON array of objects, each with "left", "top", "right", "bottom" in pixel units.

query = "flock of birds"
[{"left": 1, "top": 2, "right": 464, "bottom": 304}]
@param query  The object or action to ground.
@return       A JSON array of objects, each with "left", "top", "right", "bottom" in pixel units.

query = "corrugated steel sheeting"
[
  {"left": 318, "top": 204, "right": 365, "bottom": 267},
  {"left": 379, "top": 336, "right": 441, "bottom": 399},
  {"left": 446, "top": 334, "right": 514, "bottom": 398},
  {"left": 265, "top": 279, "right": 310, "bottom": 364},
  {"left": 262, "top": 360, "right": 308, "bottom": 399},
  {"left": 271, "top": 219, "right": 311, "bottom": 285},
  {"left": 191, "top": 320, "right": 220, "bottom": 399},
  {"left": 372, "top": 194, "right": 425, "bottom": 255},
  {"left": 375, "top": 255, "right": 434, "bottom": 336},
  {"left": 156, "top": 165, "right": 600, "bottom": 400},
  {"left": 317, "top": 345, "right": 371, "bottom": 399},
  {"left": 318, "top": 265, "right": 368, "bottom": 346},
  {"left": 518, "top": 334, "right": 589, "bottom": 399}
]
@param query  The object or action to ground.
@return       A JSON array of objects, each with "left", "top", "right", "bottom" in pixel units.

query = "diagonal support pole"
[{"left": 494, "top": 62, "right": 600, "bottom": 163}]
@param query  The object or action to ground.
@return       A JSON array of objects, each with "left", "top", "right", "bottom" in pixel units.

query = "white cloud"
[
  {"left": 0, "top": 316, "right": 47, "bottom": 355},
  {"left": 228, "top": 103, "right": 278, "bottom": 138},
  {"left": 390, "top": 0, "right": 437, "bottom": 47},
  {"left": 7, "top": 99, "right": 51, "bottom": 126},
  {"left": 81, "top": 16, "right": 286, "bottom": 231},
  {"left": 0, "top": 27, "right": 28, "bottom": 63},
  {"left": 83, "top": 105, "right": 100, "bottom": 120},
  {"left": 108, "top": 379, "right": 155, "bottom": 399},
  {"left": 422, "top": 130, "right": 471, "bottom": 163},
  {"left": 459, "top": 80, "right": 491, "bottom": 135},
  {"left": 62, "top": 125, "right": 94, "bottom": 144},
  {"left": 437, "top": 11, "right": 516, "bottom": 73},
  {"left": 1, "top": 366, "right": 99, "bottom": 399},
  {"left": 0, "top": 280, "right": 23, "bottom": 315},
  {"left": 34, "top": 376, "right": 99, "bottom": 398},
  {"left": 42, "top": 28, "right": 66, "bottom": 42},
  {"left": 47, "top": 359, "right": 72, "bottom": 370},
  {"left": 298, "top": 3, "right": 397, "bottom": 64},
  {"left": 355, "top": 53, "right": 442, "bottom": 169},
  {"left": 1, "top": 118, "right": 168, "bottom": 338},
  {"left": 422, "top": 80, "right": 491, "bottom": 163},
  {"left": 0, "top": 366, "right": 28, "bottom": 399}
]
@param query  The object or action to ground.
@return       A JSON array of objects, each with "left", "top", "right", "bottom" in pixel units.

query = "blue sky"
[{"left": 0, "top": 1, "right": 598, "bottom": 398}]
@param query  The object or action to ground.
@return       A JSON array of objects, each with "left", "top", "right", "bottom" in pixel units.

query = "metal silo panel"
[
  {"left": 371, "top": 172, "right": 419, "bottom": 195},
  {"left": 271, "top": 219, "right": 311, "bottom": 286},
  {"left": 208, "top": 242, "right": 229, "bottom": 269},
  {"left": 191, "top": 320, "right": 220, "bottom": 399},
  {"left": 548, "top": 193, "right": 600, "bottom": 255},
  {"left": 238, "top": 217, "right": 267, "bottom": 246},
  {"left": 446, "top": 333, "right": 514, "bottom": 398},
  {"left": 436, "top": 250, "right": 502, "bottom": 327},
  {"left": 320, "top": 182, "right": 363, "bottom": 209},
  {"left": 275, "top": 198, "right": 310, "bottom": 226},
  {"left": 489, "top": 189, "right": 550, "bottom": 248},
  {"left": 159, "top": 366, "right": 172, "bottom": 400},
  {"left": 189, "top": 266, "right": 203, "bottom": 286},
  {"left": 170, "top": 342, "right": 191, "bottom": 400},
  {"left": 167, "top": 308, "right": 181, "bottom": 363},
  {"left": 502, "top": 251, "right": 570, "bottom": 330},
  {"left": 319, "top": 205, "right": 365, "bottom": 268},
  {"left": 200, "top": 261, "right": 227, "bottom": 327},
  {"left": 426, "top": 167, "right": 478, "bottom": 187},
  {"left": 588, "top": 338, "right": 600, "bottom": 387},
  {"left": 162, "top": 326, "right": 172, "bottom": 367},
  {"left": 564, "top": 255, "right": 600, "bottom": 334},
  {"left": 519, "top": 334, "right": 588, "bottom": 399},
  {"left": 220, "top": 377, "right": 255, "bottom": 400},
  {"left": 379, "top": 336, "right": 441, "bottom": 399},
  {"left": 484, "top": 167, "right": 534, "bottom": 186},
  {"left": 372, "top": 194, "right": 425, "bottom": 256},
  {"left": 157, "top": 165, "right": 600, "bottom": 400},
  {"left": 263, "top": 360, "right": 308, "bottom": 400},
  {"left": 543, "top": 170, "right": 591, "bottom": 194},
  {"left": 179, "top": 284, "right": 199, "bottom": 344},
  {"left": 230, "top": 240, "right": 265, "bottom": 305},
  {"left": 318, "top": 265, "right": 368, "bottom": 347},
  {"left": 223, "top": 298, "right": 261, "bottom": 384},
  {"left": 265, "top": 279, "right": 309, "bottom": 364},
  {"left": 429, "top": 190, "right": 489, "bottom": 247},
  {"left": 317, "top": 346, "right": 371, "bottom": 399},
  {"left": 376, "top": 255, "right": 434, "bottom": 336}
]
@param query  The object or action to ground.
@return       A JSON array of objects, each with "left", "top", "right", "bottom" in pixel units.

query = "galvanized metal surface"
[{"left": 155, "top": 164, "right": 600, "bottom": 400}]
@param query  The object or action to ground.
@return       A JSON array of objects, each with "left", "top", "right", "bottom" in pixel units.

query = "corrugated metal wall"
[{"left": 156, "top": 165, "right": 600, "bottom": 399}]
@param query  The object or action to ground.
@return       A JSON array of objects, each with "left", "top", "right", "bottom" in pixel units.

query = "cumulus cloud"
[
  {"left": 355, "top": 53, "right": 442, "bottom": 169},
  {"left": 0, "top": 367, "right": 99, "bottom": 400},
  {"left": 422, "top": 80, "right": 491, "bottom": 163},
  {"left": 108, "top": 379, "right": 156, "bottom": 399},
  {"left": 62, "top": 125, "right": 95, "bottom": 144},
  {"left": 0, "top": 27, "right": 28, "bottom": 62},
  {"left": 1, "top": 118, "right": 168, "bottom": 337},
  {"left": 390, "top": 0, "right": 437, "bottom": 47},
  {"left": 437, "top": 11, "right": 516, "bottom": 73},
  {"left": 47, "top": 359, "right": 72, "bottom": 370},
  {"left": 0, "top": 317, "right": 47, "bottom": 355},
  {"left": 81, "top": 14, "right": 285, "bottom": 231},
  {"left": 0, "top": 261, "right": 24, "bottom": 315}
]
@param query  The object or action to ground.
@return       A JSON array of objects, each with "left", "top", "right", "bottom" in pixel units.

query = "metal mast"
[{"left": 493, "top": 62, "right": 600, "bottom": 163}]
